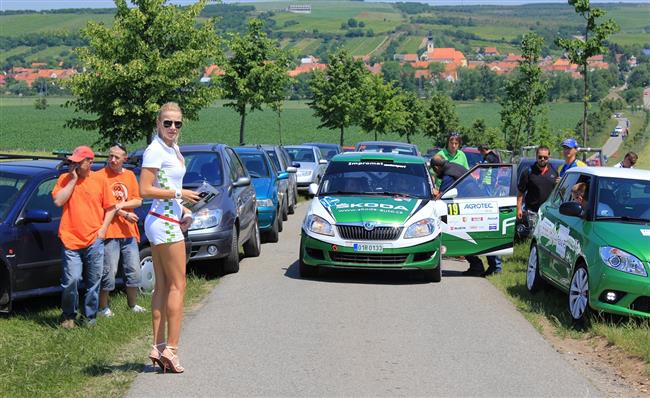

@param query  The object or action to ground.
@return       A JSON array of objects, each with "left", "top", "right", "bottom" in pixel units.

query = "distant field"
[
  {"left": 0, "top": 13, "right": 113, "bottom": 36},
  {"left": 0, "top": 46, "right": 32, "bottom": 63},
  {"left": 396, "top": 36, "right": 424, "bottom": 54},
  {"left": 341, "top": 36, "right": 386, "bottom": 57},
  {"left": 1, "top": 97, "right": 587, "bottom": 154},
  {"left": 25, "top": 45, "right": 73, "bottom": 62},
  {"left": 284, "top": 38, "right": 321, "bottom": 55}
]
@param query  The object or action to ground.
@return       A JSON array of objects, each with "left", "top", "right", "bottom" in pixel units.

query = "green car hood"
[
  {"left": 591, "top": 221, "right": 650, "bottom": 261},
  {"left": 318, "top": 195, "right": 422, "bottom": 224}
]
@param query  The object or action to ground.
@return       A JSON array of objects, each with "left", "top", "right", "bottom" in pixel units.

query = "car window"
[
  {"left": 182, "top": 152, "right": 224, "bottom": 186},
  {"left": 287, "top": 148, "right": 315, "bottom": 162},
  {"left": 0, "top": 171, "right": 30, "bottom": 222},
  {"left": 226, "top": 148, "right": 246, "bottom": 180},
  {"left": 596, "top": 177, "right": 650, "bottom": 220},
  {"left": 463, "top": 151, "right": 483, "bottom": 168},
  {"left": 24, "top": 178, "right": 61, "bottom": 219},
  {"left": 265, "top": 150, "right": 282, "bottom": 171},
  {"left": 554, "top": 173, "right": 580, "bottom": 204},
  {"left": 451, "top": 165, "right": 513, "bottom": 198},
  {"left": 239, "top": 153, "right": 270, "bottom": 178}
]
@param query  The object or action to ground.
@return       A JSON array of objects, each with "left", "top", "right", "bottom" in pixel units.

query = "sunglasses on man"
[{"left": 162, "top": 120, "right": 183, "bottom": 129}]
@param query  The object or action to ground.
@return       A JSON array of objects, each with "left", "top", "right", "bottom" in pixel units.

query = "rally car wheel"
[
  {"left": 569, "top": 264, "right": 590, "bottom": 324},
  {"left": 424, "top": 265, "right": 441, "bottom": 283},
  {"left": 526, "top": 244, "right": 546, "bottom": 293},
  {"left": 298, "top": 253, "right": 319, "bottom": 278}
]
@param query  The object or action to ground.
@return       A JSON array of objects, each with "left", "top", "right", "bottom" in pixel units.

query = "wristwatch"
[{"left": 174, "top": 189, "right": 182, "bottom": 200}]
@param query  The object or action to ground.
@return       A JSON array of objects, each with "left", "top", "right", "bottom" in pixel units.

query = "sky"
[{"left": 1, "top": 0, "right": 648, "bottom": 11}]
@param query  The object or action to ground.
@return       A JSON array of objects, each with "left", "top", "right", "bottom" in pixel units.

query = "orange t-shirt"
[
  {"left": 52, "top": 171, "right": 115, "bottom": 250},
  {"left": 96, "top": 167, "right": 141, "bottom": 241}
]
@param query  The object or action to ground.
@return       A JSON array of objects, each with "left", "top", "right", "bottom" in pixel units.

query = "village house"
[{"left": 286, "top": 4, "right": 311, "bottom": 14}]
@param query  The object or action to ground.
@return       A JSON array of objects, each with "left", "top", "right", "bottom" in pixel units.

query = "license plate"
[{"left": 353, "top": 243, "right": 383, "bottom": 253}]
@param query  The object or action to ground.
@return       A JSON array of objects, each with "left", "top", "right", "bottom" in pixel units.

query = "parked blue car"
[{"left": 234, "top": 147, "right": 289, "bottom": 243}]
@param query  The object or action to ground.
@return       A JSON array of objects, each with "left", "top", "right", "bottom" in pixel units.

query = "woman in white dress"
[{"left": 139, "top": 102, "right": 200, "bottom": 373}]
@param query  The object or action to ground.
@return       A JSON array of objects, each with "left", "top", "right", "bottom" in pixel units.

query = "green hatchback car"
[{"left": 527, "top": 167, "right": 650, "bottom": 321}]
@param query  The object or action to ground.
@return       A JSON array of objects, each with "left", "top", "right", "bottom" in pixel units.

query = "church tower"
[{"left": 427, "top": 30, "right": 434, "bottom": 52}]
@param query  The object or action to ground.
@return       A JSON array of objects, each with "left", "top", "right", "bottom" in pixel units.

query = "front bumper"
[
  {"left": 257, "top": 206, "right": 277, "bottom": 231},
  {"left": 188, "top": 227, "right": 232, "bottom": 260},
  {"left": 296, "top": 173, "right": 315, "bottom": 187},
  {"left": 589, "top": 266, "right": 650, "bottom": 318},
  {"left": 300, "top": 231, "right": 441, "bottom": 270}
]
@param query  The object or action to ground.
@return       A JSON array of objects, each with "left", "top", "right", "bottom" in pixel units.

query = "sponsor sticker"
[
  {"left": 319, "top": 196, "right": 340, "bottom": 208},
  {"left": 641, "top": 229, "right": 650, "bottom": 237}
]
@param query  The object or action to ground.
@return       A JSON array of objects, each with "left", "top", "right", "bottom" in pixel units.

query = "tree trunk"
[
  {"left": 239, "top": 108, "right": 246, "bottom": 146},
  {"left": 277, "top": 109, "right": 283, "bottom": 145},
  {"left": 406, "top": 133, "right": 411, "bottom": 144},
  {"left": 374, "top": 131, "right": 378, "bottom": 141},
  {"left": 339, "top": 126, "right": 344, "bottom": 146}
]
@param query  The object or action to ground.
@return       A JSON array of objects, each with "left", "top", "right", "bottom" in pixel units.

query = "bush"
[{"left": 34, "top": 97, "right": 48, "bottom": 110}]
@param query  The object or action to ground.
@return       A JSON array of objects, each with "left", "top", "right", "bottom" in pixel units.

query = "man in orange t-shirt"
[
  {"left": 97, "top": 143, "right": 145, "bottom": 316},
  {"left": 52, "top": 146, "right": 117, "bottom": 328}
]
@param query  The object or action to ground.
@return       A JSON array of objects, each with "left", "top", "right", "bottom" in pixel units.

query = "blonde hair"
[{"left": 157, "top": 102, "right": 182, "bottom": 121}]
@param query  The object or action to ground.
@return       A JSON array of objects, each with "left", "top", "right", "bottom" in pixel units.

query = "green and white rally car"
[
  {"left": 299, "top": 152, "right": 518, "bottom": 281},
  {"left": 527, "top": 167, "right": 650, "bottom": 321}
]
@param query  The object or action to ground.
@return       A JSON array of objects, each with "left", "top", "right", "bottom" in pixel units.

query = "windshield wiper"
[
  {"left": 597, "top": 216, "right": 650, "bottom": 222},
  {"left": 323, "top": 191, "right": 364, "bottom": 196},
  {"left": 380, "top": 191, "right": 416, "bottom": 198}
]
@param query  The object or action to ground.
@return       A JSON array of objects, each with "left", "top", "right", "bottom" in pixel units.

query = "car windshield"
[
  {"left": 595, "top": 177, "right": 650, "bottom": 221},
  {"left": 320, "top": 160, "right": 431, "bottom": 199},
  {"left": 319, "top": 146, "right": 338, "bottom": 160},
  {"left": 182, "top": 152, "right": 224, "bottom": 186},
  {"left": 287, "top": 148, "right": 315, "bottom": 163},
  {"left": 239, "top": 153, "right": 270, "bottom": 178},
  {"left": 357, "top": 144, "right": 416, "bottom": 156},
  {"left": 0, "top": 172, "right": 30, "bottom": 222}
]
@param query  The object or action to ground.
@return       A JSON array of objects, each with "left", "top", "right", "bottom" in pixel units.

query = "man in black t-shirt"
[{"left": 516, "top": 145, "right": 558, "bottom": 219}]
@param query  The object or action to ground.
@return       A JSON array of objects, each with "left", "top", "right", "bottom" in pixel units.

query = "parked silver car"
[
  {"left": 285, "top": 145, "right": 327, "bottom": 190},
  {"left": 261, "top": 144, "right": 298, "bottom": 216}
]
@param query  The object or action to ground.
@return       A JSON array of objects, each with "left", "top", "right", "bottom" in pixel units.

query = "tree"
[
  {"left": 500, "top": 33, "right": 549, "bottom": 151},
  {"left": 396, "top": 91, "right": 425, "bottom": 144},
  {"left": 267, "top": 73, "right": 294, "bottom": 145},
  {"left": 358, "top": 74, "right": 408, "bottom": 141},
  {"left": 423, "top": 92, "right": 459, "bottom": 146},
  {"left": 221, "top": 18, "right": 292, "bottom": 145},
  {"left": 65, "top": 0, "right": 222, "bottom": 148},
  {"left": 555, "top": 0, "right": 619, "bottom": 147},
  {"left": 309, "top": 49, "right": 367, "bottom": 146}
]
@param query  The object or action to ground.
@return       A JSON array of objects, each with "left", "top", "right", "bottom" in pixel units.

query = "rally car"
[{"left": 299, "top": 152, "right": 518, "bottom": 281}]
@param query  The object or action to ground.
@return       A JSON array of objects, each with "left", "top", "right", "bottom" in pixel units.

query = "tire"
[
  {"left": 281, "top": 197, "right": 289, "bottom": 221},
  {"left": 569, "top": 264, "right": 590, "bottom": 324},
  {"left": 277, "top": 208, "right": 284, "bottom": 232},
  {"left": 424, "top": 265, "right": 442, "bottom": 283},
  {"left": 242, "top": 219, "right": 261, "bottom": 258},
  {"left": 288, "top": 192, "right": 295, "bottom": 215},
  {"left": 222, "top": 226, "right": 240, "bottom": 274},
  {"left": 526, "top": 244, "right": 546, "bottom": 293},
  {"left": 299, "top": 254, "right": 318, "bottom": 278},
  {"left": 265, "top": 212, "right": 280, "bottom": 243},
  {"left": 138, "top": 247, "right": 155, "bottom": 294}
]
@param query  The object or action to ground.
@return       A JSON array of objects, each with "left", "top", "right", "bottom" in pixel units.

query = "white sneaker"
[
  {"left": 98, "top": 307, "right": 114, "bottom": 317},
  {"left": 131, "top": 304, "right": 147, "bottom": 313}
]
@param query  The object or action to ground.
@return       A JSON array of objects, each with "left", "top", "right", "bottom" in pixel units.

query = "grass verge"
[
  {"left": 0, "top": 269, "right": 218, "bottom": 398},
  {"left": 487, "top": 241, "right": 650, "bottom": 376}
]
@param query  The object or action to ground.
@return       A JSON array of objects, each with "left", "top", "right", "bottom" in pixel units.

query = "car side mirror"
[
  {"left": 559, "top": 201, "right": 582, "bottom": 217},
  {"left": 319, "top": 159, "right": 328, "bottom": 165},
  {"left": 292, "top": 162, "right": 300, "bottom": 168},
  {"left": 233, "top": 176, "right": 251, "bottom": 187},
  {"left": 441, "top": 188, "right": 458, "bottom": 200},
  {"left": 286, "top": 166, "right": 297, "bottom": 173},
  {"left": 308, "top": 183, "right": 319, "bottom": 196},
  {"left": 22, "top": 209, "right": 51, "bottom": 223},
  {"left": 278, "top": 171, "right": 289, "bottom": 180}
]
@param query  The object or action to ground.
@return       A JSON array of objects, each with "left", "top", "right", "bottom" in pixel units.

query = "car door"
[
  {"left": 439, "top": 164, "right": 517, "bottom": 257},
  {"left": 12, "top": 177, "right": 63, "bottom": 293},
  {"left": 225, "top": 148, "right": 256, "bottom": 238}
]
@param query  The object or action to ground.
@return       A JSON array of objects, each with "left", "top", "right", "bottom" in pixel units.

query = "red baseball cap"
[{"left": 67, "top": 145, "right": 95, "bottom": 162}]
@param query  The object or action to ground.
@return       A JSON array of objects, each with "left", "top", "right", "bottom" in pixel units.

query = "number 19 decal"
[{"left": 447, "top": 203, "right": 459, "bottom": 216}]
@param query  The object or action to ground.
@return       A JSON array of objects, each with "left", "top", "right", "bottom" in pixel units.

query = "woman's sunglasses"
[{"left": 162, "top": 120, "right": 183, "bottom": 129}]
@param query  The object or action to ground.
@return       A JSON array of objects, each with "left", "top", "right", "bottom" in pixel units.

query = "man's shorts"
[{"left": 101, "top": 237, "right": 140, "bottom": 291}]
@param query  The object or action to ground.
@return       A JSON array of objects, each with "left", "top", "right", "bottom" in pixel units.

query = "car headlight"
[
  {"left": 304, "top": 214, "right": 334, "bottom": 236},
  {"left": 257, "top": 199, "right": 274, "bottom": 207},
  {"left": 599, "top": 246, "right": 647, "bottom": 277},
  {"left": 189, "top": 208, "right": 222, "bottom": 230},
  {"left": 405, "top": 218, "right": 436, "bottom": 239},
  {"left": 298, "top": 170, "right": 312, "bottom": 177}
]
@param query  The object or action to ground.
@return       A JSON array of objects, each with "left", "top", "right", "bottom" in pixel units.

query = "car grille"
[
  {"left": 329, "top": 252, "right": 408, "bottom": 264},
  {"left": 337, "top": 225, "right": 402, "bottom": 241}
]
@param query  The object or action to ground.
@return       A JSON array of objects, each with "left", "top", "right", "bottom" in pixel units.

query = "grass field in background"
[
  {"left": 341, "top": 36, "right": 386, "bottom": 56},
  {"left": 0, "top": 97, "right": 588, "bottom": 154},
  {"left": 0, "top": 13, "right": 114, "bottom": 36},
  {"left": 396, "top": 36, "right": 424, "bottom": 54}
]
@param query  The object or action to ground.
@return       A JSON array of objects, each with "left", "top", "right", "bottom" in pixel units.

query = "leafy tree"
[
  {"left": 358, "top": 74, "right": 409, "bottom": 141},
  {"left": 65, "top": 0, "right": 222, "bottom": 148},
  {"left": 423, "top": 92, "right": 459, "bottom": 146},
  {"left": 500, "top": 33, "right": 549, "bottom": 151},
  {"left": 267, "top": 73, "right": 293, "bottom": 145},
  {"left": 555, "top": 0, "right": 619, "bottom": 147},
  {"left": 309, "top": 49, "right": 368, "bottom": 146},
  {"left": 222, "top": 18, "right": 292, "bottom": 145},
  {"left": 396, "top": 91, "right": 425, "bottom": 144},
  {"left": 381, "top": 61, "right": 401, "bottom": 84},
  {"left": 428, "top": 62, "right": 445, "bottom": 77}
]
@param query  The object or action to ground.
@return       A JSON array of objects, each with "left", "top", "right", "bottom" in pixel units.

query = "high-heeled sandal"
[
  {"left": 148, "top": 343, "right": 165, "bottom": 370},
  {"left": 161, "top": 346, "right": 184, "bottom": 374}
]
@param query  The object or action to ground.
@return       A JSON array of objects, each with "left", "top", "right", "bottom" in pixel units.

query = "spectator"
[
  {"left": 558, "top": 138, "right": 586, "bottom": 180},
  {"left": 98, "top": 143, "right": 146, "bottom": 317},
  {"left": 571, "top": 182, "right": 588, "bottom": 208},
  {"left": 517, "top": 145, "right": 558, "bottom": 220},
  {"left": 477, "top": 143, "right": 502, "bottom": 276},
  {"left": 52, "top": 146, "right": 117, "bottom": 328},
  {"left": 139, "top": 102, "right": 200, "bottom": 373},
  {"left": 430, "top": 155, "right": 467, "bottom": 198},
  {"left": 614, "top": 152, "right": 637, "bottom": 168},
  {"left": 436, "top": 132, "right": 469, "bottom": 169}
]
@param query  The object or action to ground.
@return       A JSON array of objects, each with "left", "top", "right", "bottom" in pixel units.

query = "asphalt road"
[{"left": 128, "top": 204, "right": 600, "bottom": 397}]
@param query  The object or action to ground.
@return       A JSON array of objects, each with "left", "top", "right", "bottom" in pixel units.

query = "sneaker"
[
  {"left": 130, "top": 304, "right": 147, "bottom": 313},
  {"left": 60, "top": 319, "right": 75, "bottom": 329},
  {"left": 98, "top": 307, "right": 114, "bottom": 317},
  {"left": 83, "top": 318, "right": 97, "bottom": 328},
  {"left": 461, "top": 268, "right": 484, "bottom": 277}
]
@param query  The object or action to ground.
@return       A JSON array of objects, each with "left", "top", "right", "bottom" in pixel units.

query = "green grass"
[
  {"left": 0, "top": 13, "right": 114, "bottom": 36},
  {"left": 25, "top": 45, "right": 74, "bottom": 62},
  {"left": 0, "top": 46, "right": 32, "bottom": 63},
  {"left": 0, "top": 271, "right": 218, "bottom": 398},
  {"left": 341, "top": 36, "right": 385, "bottom": 56},
  {"left": 284, "top": 38, "right": 321, "bottom": 55},
  {"left": 396, "top": 36, "right": 424, "bottom": 54},
  {"left": 0, "top": 97, "right": 587, "bottom": 154},
  {"left": 489, "top": 241, "right": 650, "bottom": 375}
]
